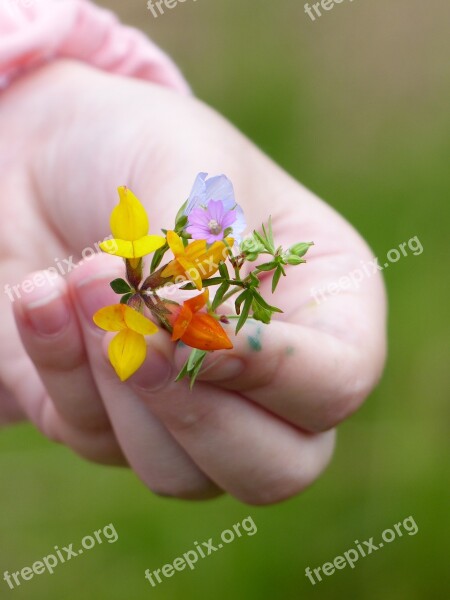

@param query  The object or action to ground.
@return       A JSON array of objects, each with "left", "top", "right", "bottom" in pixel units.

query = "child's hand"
[{"left": 0, "top": 61, "right": 386, "bottom": 504}]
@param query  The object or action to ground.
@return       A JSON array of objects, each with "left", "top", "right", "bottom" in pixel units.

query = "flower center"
[{"left": 208, "top": 219, "right": 222, "bottom": 235}]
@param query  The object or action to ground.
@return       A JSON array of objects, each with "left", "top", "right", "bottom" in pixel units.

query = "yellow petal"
[
  {"left": 110, "top": 187, "right": 149, "bottom": 241},
  {"left": 161, "top": 259, "right": 184, "bottom": 279},
  {"left": 132, "top": 235, "right": 166, "bottom": 258},
  {"left": 94, "top": 304, "right": 157, "bottom": 336},
  {"left": 166, "top": 231, "right": 185, "bottom": 256},
  {"left": 185, "top": 239, "right": 208, "bottom": 261},
  {"left": 99, "top": 238, "right": 134, "bottom": 258},
  {"left": 124, "top": 306, "right": 158, "bottom": 335},
  {"left": 178, "top": 256, "right": 202, "bottom": 290},
  {"left": 93, "top": 305, "right": 128, "bottom": 332},
  {"left": 108, "top": 329, "right": 146, "bottom": 381}
]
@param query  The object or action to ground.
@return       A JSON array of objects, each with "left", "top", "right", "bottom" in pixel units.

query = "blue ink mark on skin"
[
  {"left": 285, "top": 346, "right": 295, "bottom": 356},
  {"left": 248, "top": 326, "right": 262, "bottom": 352}
]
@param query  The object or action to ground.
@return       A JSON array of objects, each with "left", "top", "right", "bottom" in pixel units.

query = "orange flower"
[
  {"left": 161, "top": 231, "right": 233, "bottom": 290},
  {"left": 171, "top": 291, "right": 233, "bottom": 351}
]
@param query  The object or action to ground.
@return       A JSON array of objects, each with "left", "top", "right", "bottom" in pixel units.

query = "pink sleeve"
[{"left": 0, "top": 0, "right": 190, "bottom": 93}]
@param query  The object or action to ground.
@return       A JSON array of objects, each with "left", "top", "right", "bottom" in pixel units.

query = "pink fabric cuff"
[{"left": 0, "top": 0, "right": 190, "bottom": 93}]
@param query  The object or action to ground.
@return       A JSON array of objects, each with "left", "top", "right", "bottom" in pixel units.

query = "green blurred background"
[{"left": 1, "top": 0, "right": 448, "bottom": 598}]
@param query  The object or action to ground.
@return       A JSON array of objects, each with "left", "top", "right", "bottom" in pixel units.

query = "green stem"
[
  {"left": 224, "top": 238, "right": 241, "bottom": 280},
  {"left": 141, "top": 294, "right": 173, "bottom": 334}
]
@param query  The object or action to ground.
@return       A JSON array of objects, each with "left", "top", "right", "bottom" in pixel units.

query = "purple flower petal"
[
  {"left": 184, "top": 173, "right": 247, "bottom": 243},
  {"left": 206, "top": 200, "right": 225, "bottom": 222},
  {"left": 186, "top": 223, "right": 211, "bottom": 239},
  {"left": 188, "top": 207, "right": 211, "bottom": 226},
  {"left": 221, "top": 210, "right": 237, "bottom": 230}
]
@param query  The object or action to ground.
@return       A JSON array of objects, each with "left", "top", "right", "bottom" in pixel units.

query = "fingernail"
[
  {"left": 23, "top": 287, "right": 69, "bottom": 337},
  {"left": 129, "top": 350, "right": 173, "bottom": 393},
  {"left": 200, "top": 356, "right": 245, "bottom": 382},
  {"left": 76, "top": 273, "right": 117, "bottom": 328}
]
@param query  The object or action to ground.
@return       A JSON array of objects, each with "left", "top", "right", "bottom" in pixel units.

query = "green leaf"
[
  {"left": 218, "top": 261, "right": 229, "bottom": 279},
  {"left": 272, "top": 266, "right": 284, "bottom": 293},
  {"left": 251, "top": 299, "right": 272, "bottom": 324},
  {"left": 174, "top": 362, "right": 189, "bottom": 382},
  {"left": 175, "top": 215, "right": 188, "bottom": 230},
  {"left": 181, "top": 277, "right": 224, "bottom": 291},
  {"left": 212, "top": 282, "right": 230, "bottom": 311},
  {"left": 256, "top": 261, "right": 278, "bottom": 272},
  {"left": 249, "top": 272, "right": 260, "bottom": 288},
  {"left": 150, "top": 243, "right": 168, "bottom": 272},
  {"left": 235, "top": 290, "right": 250, "bottom": 315},
  {"left": 187, "top": 348, "right": 206, "bottom": 370},
  {"left": 175, "top": 199, "right": 189, "bottom": 228},
  {"left": 253, "top": 230, "right": 272, "bottom": 254},
  {"left": 119, "top": 292, "right": 133, "bottom": 305},
  {"left": 236, "top": 293, "right": 253, "bottom": 334},
  {"left": 175, "top": 349, "right": 208, "bottom": 389},
  {"left": 252, "top": 291, "right": 283, "bottom": 313},
  {"left": 261, "top": 217, "right": 275, "bottom": 253},
  {"left": 110, "top": 278, "right": 131, "bottom": 294}
]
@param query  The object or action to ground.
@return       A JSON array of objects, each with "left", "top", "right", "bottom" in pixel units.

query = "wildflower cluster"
[{"left": 94, "top": 173, "right": 313, "bottom": 386}]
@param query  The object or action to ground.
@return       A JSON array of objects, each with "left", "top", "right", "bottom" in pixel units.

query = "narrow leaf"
[
  {"left": 218, "top": 262, "right": 229, "bottom": 279},
  {"left": 252, "top": 291, "right": 283, "bottom": 313},
  {"left": 272, "top": 266, "right": 284, "bottom": 293},
  {"left": 150, "top": 243, "right": 168, "bottom": 272},
  {"left": 236, "top": 293, "right": 253, "bottom": 334},
  {"left": 256, "top": 261, "right": 278, "bottom": 272},
  {"left": 212, "top": 282, "right": 230, "bottom": 311},
  {"left": 235, "top": 290, "right": 250, "bottom": 315}
]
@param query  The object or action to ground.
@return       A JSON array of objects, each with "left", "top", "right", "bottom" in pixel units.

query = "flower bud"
[
  {"left": 285, "top": 255, "right": 306, "bottom": 266},
  {"left": 288, "top": 242, "right": 313, "bottom": 257},
  {"left": 241, "top": 235, "right": 265, "bottom": 257}
]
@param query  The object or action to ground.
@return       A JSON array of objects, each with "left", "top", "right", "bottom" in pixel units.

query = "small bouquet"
[{"left": 93, "top": 173, "right": 313, "bottom": 387}]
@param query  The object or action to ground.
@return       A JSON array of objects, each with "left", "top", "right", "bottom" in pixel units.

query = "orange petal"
[
  {"left": 184, "top": 290, "right": 209, "bottom": 314},
  {"left": 171, "top": 305, "right": 193, "bottom": 341},
  {"left": 181, "top": 314, "right": 233, "bottom": 351}
]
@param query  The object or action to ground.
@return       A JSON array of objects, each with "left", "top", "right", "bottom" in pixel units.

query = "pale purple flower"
[
  {"left": 184, "top": 173, "right": 247, "bottom": 242},
  {"left": 186, "top": 200, "right": 237, "bottom": 243}
]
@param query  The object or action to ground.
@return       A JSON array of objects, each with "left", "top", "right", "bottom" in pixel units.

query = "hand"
[{"left": 0, "top": 60, "right": 386, "bottom": 503}]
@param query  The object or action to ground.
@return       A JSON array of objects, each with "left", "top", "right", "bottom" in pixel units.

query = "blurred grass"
[{"left": 1, "top": 0, "right": 449, "bottom": 598}]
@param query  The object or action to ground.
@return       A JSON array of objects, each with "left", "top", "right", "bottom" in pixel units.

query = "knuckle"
[
  {"left": 236, "top": 433, "right": 336, "bottom": 505},
  {"left": 307, "top": 375, "right": 377, "bottom": 433},
  {"left": 236, "top": 470, "right": 320, "bottom": 506}
]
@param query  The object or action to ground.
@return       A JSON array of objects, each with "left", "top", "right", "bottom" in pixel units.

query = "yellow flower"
[
  {"left": 99, "top": 187, "right": 165, "bottom": 261},
  {"left": 93, "top": 304, "right": 158, "bottom": 381},
  {"left": 161, "top": 231, "right": 233, "bottom": 290}
]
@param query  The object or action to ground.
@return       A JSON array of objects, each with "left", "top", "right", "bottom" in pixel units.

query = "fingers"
[
  {"left": 12, "top": 266, "right": 127, "bottom": 465},
  {"left": 0, "top": 384, "right": 25, "bottom": 427},
  {"left": 13, "top": 268, "right": 116, "bottom": 431},
  {"left": 69, "top": 256, "right": 222, "bottom": 500},
  {"left": 130, "top": 365, "right": 336, "bottom": 505},
  {"left": 177, "top": 298, "right": 385, "bottom": 433},
  {"left": 71, "top": 257, "right": 335, "bottom": 504}
]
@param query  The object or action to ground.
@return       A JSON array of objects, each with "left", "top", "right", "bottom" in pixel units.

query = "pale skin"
[{"left": 0, "top": 61, "right": 386, "bottom": 504}]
